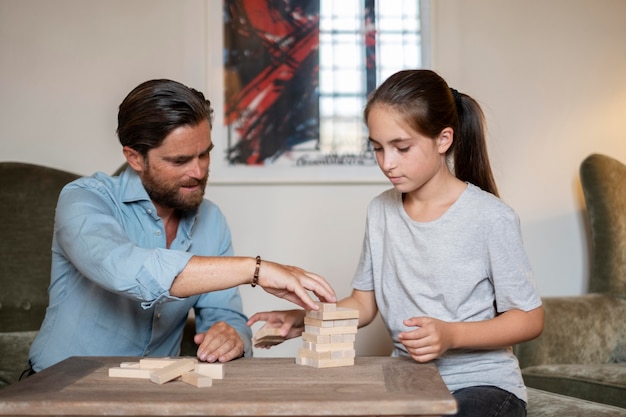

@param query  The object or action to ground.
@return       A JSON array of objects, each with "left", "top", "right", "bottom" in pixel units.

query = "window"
[{"left": 319, "top": 0, "right": 429, "bottom": 155}]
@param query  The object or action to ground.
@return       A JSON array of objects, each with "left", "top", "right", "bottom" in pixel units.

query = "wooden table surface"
[{"left": 0, "top": 356, "right": 457, "bottom": 416}]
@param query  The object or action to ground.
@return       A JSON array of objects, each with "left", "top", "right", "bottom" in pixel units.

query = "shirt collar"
[{"left": 118, "top": 166, "right": 199, "bottom": 238}]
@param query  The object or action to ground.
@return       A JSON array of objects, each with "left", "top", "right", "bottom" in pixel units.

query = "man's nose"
[{"left": 189, "top": 158, "right": 206, "bottom": 178}]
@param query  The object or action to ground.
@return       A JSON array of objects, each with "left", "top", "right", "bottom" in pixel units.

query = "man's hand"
[
  {"left": 257, "top": 261, "right": 337, "bottom": 310},
  {"left": 194, "top": 321, "right": 244, "bottom": 363}
]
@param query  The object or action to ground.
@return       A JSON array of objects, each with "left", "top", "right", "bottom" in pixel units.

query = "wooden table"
[{"left": 0, "top": 356, "right": 457, "bottom": 416}]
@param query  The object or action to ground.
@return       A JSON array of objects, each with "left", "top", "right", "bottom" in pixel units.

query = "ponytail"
[{"left": 450, "top": 89, "right": 499, "bottom": 197}]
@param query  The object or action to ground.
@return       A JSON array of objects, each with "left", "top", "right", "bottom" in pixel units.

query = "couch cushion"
[
  {"left": 527, "top": 388, "right": 626, "bottom": 416},
  {"left": 523, "top": 363, "right": 626, "bottom": 409},
  {"left": 0, "top": 331, "right": 38, "bottom": 388}
]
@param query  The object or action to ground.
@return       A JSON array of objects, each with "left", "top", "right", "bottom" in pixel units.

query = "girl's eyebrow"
[{"left": 368, "top": 137, "right": 412, "bottom": 145}]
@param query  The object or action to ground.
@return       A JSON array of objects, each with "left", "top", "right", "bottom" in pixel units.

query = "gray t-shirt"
[{"left": 352, "top": 183, "right": 542, "bottom": 402}]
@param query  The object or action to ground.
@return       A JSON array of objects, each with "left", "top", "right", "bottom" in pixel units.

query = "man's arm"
[{"left": 171, "top": 256, "right": 336, "bottom": 310}]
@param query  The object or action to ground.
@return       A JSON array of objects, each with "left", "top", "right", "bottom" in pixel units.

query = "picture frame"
[{"left": 206, "top": 1, "right": 427, "bottom": 184}]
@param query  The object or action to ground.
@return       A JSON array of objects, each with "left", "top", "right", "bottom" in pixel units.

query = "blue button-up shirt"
[{"left": 29, "top": 168, "right": 252, "bottom": 371}]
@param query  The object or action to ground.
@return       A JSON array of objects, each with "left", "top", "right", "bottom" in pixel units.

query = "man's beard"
[{"left": 142, "top": 170, "right": 208, "bottom": 212}]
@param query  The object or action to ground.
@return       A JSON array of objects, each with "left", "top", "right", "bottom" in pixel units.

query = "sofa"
[
  {"left": 0, "top": 162, "right": 81, "bottom": 387},
  {"left": 515, "top": 153, "right": 626, "bottom": 414}
]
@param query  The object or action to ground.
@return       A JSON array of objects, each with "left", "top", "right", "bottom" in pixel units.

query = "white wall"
[{"left": 2, "top": 0, "right": 626, "bottom": 357}]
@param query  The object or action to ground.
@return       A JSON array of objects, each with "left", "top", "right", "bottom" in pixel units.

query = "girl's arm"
[
  {"left": 246, "top": 289, "right": 379, "bottom": 346},
  {"left": 337, "top": 289, "right": 378, "bottom": 328},
  {"left": 399, "top": 306, "right": 544, "bottom": 363}
]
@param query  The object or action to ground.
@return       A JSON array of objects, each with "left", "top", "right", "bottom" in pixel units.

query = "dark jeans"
[{"left": 452, "top": 385, "right": 527, "bottom": 417}]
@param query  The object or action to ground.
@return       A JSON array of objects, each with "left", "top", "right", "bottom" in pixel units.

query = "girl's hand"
[
  {"left": 247, "top": 309, "right": 306, "bottom": 348},
  {"left": 398, "top": 317, "right": 455, "bottom": 363}
]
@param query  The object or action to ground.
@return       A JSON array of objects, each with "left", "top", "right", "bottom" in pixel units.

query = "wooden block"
[
  {"left": 314, "top": 302, "right": 336, "bottom": 311},
  {"left": 302, "top": 341, "right": 354, "bottom": 352},
  {"left": 295, "top": 356, "right": 312, "bottom": 366},
  {"left": 307, "top": 307, "right": 359, "bottom": 321},
  {"left": 303, "top": 317, "right": 334, "bottom": 328},
  {"left": 253, "top": 327, "right": 285, "bottom": 347},
  {"left": 254, "top": 327, "right": 283, "bottom": 339},
  {"left": 331, "top": 318, "right": 359, "bottom": 327},
  {"left": 139, "top": 357, "right": 197, "bottom": 369},
  {"left": 330, "top": 333, "right": 356, "bottom": 343},
  {"left": 298, "top": 348, "right": 333, "bottom": 360},
  {"left": 298, "top": 348, "right": 355, "bottom": 360},
  {"left": 108, "top": 367, "right": 152, "bottom": 379},
  {"left": 149, "top": 358, "right": 196, "bottom": 384},
  {"left": 181, "top": 371, "right": 212, "bottom": 388},
  {"left": 119, "top": 361, "right": 141, "bottom": 368},
  {"left": 296, "top": 356, "right": 355, "bottom": 368},
  {"left": 139, "top": 358, "right": 176, "bottom": 369},
  {"left": 304, "top": 324, "right": 358, "bottom": 335},
  {"left": 302, "top": 332, "right": 330, "bottom": 344},
  {"left": 195, "top": 363, "right": 224, "bottom": 379}
]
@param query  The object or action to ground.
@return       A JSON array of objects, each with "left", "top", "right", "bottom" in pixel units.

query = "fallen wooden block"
[
  {"left": 195, "top": 363, "right": 224, "bottom": 379},
  {"left": 181, "top": 371, "right": 212, "bottom": 388},
  {"left": 108, "top": 366, "right": 152, "bottom": 379},
  {"left": 149, "top": 358, "right": 196, "bottom": 384},
  {"left": 139, "top": 357, "right": 197, "bottom": 369},
  {"left": 119, "top": 361, "right": 141, "bottom": 368}
]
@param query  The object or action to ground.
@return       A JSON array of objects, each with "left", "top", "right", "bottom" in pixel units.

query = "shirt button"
[
  {"left": 156, "top": 230, "right": 161, "bottom": 235},
  {"left": 146, "top": 209, "right": 152, "bottom": 214}
]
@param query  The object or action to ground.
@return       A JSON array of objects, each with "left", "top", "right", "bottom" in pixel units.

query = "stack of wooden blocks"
[{"left": 296, "top": 302, "right": 359, "bottom": 368}]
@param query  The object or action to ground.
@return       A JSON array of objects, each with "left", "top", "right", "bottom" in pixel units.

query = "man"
[{"left": 27, "top": 79, "right": 335, "bottom": 373}]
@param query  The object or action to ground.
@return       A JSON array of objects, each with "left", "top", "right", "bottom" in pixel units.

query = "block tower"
[{"left": 296, "top": 302, "right": 359, "bottom": 368}]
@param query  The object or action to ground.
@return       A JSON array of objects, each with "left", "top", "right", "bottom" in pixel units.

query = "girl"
[{"left": 248, "top": 69, "right": 544, "bottom": 417}]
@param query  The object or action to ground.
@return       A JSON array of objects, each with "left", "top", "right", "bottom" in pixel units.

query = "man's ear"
[
  {"left": 122, "top": 146, "right": 145, "bottom": 173},
  {"left": 437, "top": 127, "right": 454, "bottom": 154}
]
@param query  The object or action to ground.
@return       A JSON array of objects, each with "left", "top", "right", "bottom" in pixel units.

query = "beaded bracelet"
[{"left": 251, "top": 255, "right": 261, "bottom": 287}]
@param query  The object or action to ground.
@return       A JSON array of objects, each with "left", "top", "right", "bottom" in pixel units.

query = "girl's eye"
[
  {"left": 398, "top": 147, "right": 410, "bottom": 153},
  {"left": 372, "top": 147, "right": 383, "bottom": 152}
]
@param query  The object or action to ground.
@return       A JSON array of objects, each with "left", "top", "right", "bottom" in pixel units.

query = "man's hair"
[{"left": 117, "top": 79, "right": 213, "bottom": 157}]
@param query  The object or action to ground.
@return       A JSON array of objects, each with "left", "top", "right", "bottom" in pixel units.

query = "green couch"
[
  {"left": 516, "top": 153, "right": 626, "bottom": 413},
  {"left": 0, "top": 162, "right": 80, "bottom": 388}
]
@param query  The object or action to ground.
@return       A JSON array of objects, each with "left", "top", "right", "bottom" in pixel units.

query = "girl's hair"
[
  {"left": 364, "top": 69, "right": 499, "bottom": 197},
  {"left": 117, "top": 79, "right": 214, "bottom": 157}
]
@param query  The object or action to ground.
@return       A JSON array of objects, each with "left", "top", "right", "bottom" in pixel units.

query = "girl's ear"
[
  {"left": 122, "top": 146, "right": 146, "bottom": 173},
  {"left": 437, "top": 127, "right": 454, "bottom": 154}
]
